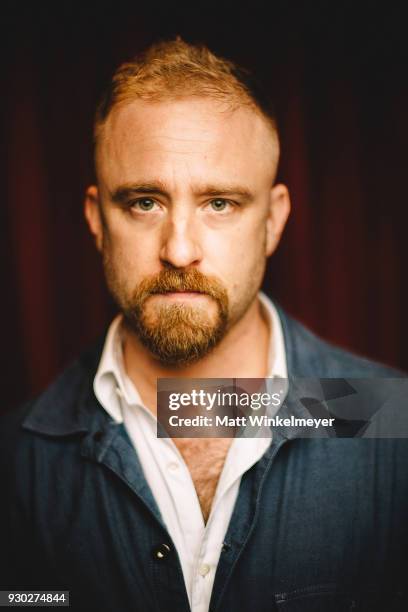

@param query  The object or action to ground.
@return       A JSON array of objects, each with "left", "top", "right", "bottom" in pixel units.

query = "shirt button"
[
  {"left": 152, "top": 544, "right": 171, "bottom": 560},
  {"left": 198, "top": 564, "right": 211, "bottom": 577},
  {"left": 167, "top": 462, "right": 179, "bottom": 472}
]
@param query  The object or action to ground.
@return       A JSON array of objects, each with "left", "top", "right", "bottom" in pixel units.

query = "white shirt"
[{"left": 93, "top": 291, "right": 287, "bottom": 612}]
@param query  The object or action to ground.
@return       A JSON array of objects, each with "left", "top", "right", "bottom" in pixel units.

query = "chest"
[{"left": 172, "top": 438, "right": 233, "bottom": 522}]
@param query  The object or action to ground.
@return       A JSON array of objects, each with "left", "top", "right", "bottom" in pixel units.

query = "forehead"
[{"left": 96, "top": 98, "right": 279, "bottom": 190}]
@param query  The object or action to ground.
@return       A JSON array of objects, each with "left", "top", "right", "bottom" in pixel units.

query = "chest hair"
[{"left": 173, "top": 438, "right": 233, "bottom": 523}]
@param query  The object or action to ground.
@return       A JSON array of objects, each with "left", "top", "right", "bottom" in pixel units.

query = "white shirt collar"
[
  {"left": 258, "top": 290, "right": 287, "bottom": 379},
  {"left": 93, "top": 291, "right": 287, "bottom": 423}
]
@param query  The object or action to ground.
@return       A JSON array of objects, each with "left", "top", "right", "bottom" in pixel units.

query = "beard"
[{"left": 104, "top": 263, "right": 230, "bottom": 366}]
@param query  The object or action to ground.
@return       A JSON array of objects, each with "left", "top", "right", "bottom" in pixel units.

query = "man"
[{"left": 1, "top": 39, "right": 407, "bottom": 612}]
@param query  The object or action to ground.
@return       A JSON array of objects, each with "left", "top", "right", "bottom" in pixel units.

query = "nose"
[{"left": 159, "top": 209, "right": 202, "bottom": 269}]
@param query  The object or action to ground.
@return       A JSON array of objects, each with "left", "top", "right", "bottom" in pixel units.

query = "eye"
[
  {"left": 129, "top": 198, "right": 158, "bottom": 212},
  {"left": 208, "top": 198, "right": 233, "bottom": 212}
]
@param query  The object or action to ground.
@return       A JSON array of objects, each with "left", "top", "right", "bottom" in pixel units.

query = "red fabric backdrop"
[{"left": 1, "top": 2, "right": 407, "bottom": 411}]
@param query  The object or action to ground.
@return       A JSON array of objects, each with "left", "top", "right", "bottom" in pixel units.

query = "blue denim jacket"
[{"left": 1, "top": 304, "right": 407, "bottom": 611}]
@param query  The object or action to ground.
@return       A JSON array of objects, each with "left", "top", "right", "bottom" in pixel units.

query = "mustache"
[{"left": 134, "top": 268, "right": 227, "bottom": 303}]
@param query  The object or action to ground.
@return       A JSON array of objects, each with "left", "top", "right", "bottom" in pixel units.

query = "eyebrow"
[{"left": 110, "top": 181, "right": 255, "bottom": 203}]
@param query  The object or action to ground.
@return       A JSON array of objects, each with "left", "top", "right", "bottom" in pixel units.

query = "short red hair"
[{"left": 94, "top": 37, "right": 278, "bottom": 146}]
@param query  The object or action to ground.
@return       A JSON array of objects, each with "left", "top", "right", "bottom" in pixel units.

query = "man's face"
[{"left": 85, "top": 97, "right": 289, "bottom": 366}]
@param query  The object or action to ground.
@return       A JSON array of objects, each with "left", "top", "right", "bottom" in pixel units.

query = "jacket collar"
[{"left": 21, "top": 332, "right": 110, "bottom": 436}]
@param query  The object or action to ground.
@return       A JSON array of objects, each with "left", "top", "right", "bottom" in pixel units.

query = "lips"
[
  {"left": 149, "top": 290, "right": 209, "bottom": 300},
  {"left": 152, "top": 289, "right": 204, "bottom": 295}
]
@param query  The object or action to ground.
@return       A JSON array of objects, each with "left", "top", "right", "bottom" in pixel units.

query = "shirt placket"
[
  {"left": 142, "top": 416, "right": 207, "bottom": 608},
  {"left": 190, "top": 524, "right": 218, "bottom": 612}
]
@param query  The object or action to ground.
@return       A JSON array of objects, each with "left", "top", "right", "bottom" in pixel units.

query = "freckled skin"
[{"left": 84, "top": 97, "right": 291, "bottom": 520}]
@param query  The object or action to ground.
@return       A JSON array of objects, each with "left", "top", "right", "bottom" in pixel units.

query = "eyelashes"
[
  {"left": 128, "top": 197, "right": 158, "bottom": 212},
  {"left": 127, "top": 197, "right": 237, "bottom": 215}
]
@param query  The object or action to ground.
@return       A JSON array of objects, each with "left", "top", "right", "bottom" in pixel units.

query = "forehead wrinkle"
[
  {"left": 153, "top": 130, "right": 215, "bottom": 142},
  {"left": 103, "top": 134, "right": 215, "bottom": 163},
  {"left": 97, "top": 99, "right": 279, "bottom": 189}
]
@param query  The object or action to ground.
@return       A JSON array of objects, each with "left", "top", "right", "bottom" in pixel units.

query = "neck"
[{"left": 122, "top": 295, "right": 271, "bottom": 414}]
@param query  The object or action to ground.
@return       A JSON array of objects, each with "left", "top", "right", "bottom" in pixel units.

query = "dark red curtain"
[{"left": 1, "top": 2, "right": 407, "bottom": 411}]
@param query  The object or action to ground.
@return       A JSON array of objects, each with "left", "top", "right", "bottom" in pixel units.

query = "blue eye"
[
  {"left": 209, "top": 199, "right": 230, "bottom": 212},
  {"left": 131, "top": 198, "right": 156, "bottom": 211}
]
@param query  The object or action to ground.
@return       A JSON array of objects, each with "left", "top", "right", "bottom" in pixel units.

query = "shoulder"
[
  {"left": 0, "top": 331, "right": 107, "bottom": 447},
  {"left": 274, "top": 303, "right": 406, "bottom": 378}
]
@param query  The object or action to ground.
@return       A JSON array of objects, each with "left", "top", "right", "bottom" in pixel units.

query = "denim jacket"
[{"left": 1, "top": 304, "right": 407, "bottom": 611}]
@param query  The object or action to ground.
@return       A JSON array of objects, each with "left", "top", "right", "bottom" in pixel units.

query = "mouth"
[{"left": 150, "top": 291, "right": 208, "bottom": 301}]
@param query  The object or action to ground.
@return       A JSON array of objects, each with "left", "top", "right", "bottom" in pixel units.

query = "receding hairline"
[
  {"left": 95, "top": 91, "right": 278, "bottom": 142},
  {"left": 95, "top": 93, "right": 280, "bottom": 150},
  {"left": 93, "top": 38, "right": 280, "bottom": 181},
  {"left": 93, "top": 38, "right": 279, "bottom": 143}
]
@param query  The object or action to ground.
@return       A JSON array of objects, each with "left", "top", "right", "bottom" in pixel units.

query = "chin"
[
  {"left": 144, "top": 298, "right": 217, "bottom": 326},
  {"left": 129, "top": 301, "right": 228, "bottom": 366}
]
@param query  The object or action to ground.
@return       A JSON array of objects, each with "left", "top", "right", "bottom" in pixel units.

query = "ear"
[
  {"left": 84, "top": 185, "right": 104, "bottom": 252},
  {"left": 265, "top": 184, "right": 291, "bottom": 257}
]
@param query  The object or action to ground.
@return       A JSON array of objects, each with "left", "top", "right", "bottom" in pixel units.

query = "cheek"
[
  {"left": 103, "top": 224, "right": 158, "bottom": 284},
  {"left": 203, "top": 224, "right": 266, "bottom": 299},
  {"left": 235, "top": 245, "right": 266, "bottom": 292}
]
